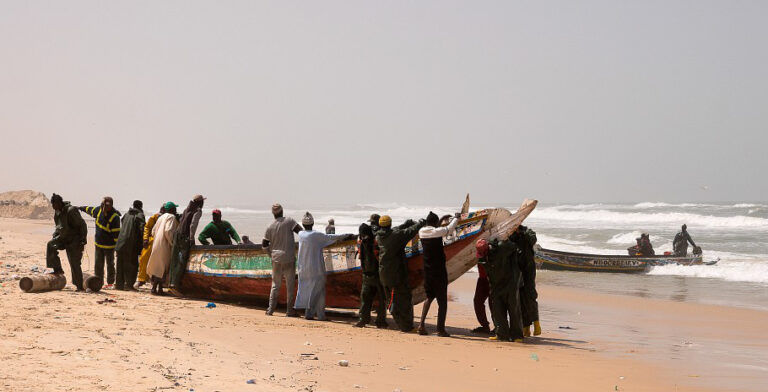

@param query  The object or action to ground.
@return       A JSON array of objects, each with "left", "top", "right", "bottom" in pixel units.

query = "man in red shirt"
[{"left": 472, "top": 264, "right": 493, "bottom": 334}]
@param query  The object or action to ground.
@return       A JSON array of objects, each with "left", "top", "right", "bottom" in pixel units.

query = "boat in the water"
[
  {"left": 534, "top": 246, "right": 715, "bottom": 274},
  {"left": 176, "top": 200, "right": 538, "bottom": 308}
]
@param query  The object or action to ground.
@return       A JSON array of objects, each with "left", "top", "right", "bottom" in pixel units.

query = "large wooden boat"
[
  {"left": 176, "top": 201, "right": 538, "bottom": 308},
  {"left": 534, "top": 246, "right": 708, "bottom": 273}
]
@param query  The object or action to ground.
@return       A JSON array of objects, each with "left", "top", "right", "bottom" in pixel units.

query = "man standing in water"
[
  {"left": 673, "top": 224, "right": 697, "bottom": 256},
  {"left": 47, "top": 193, "right": 88, "bottom": 291},
  {"left": 376, "top": 215, "right": 425, "bottom": 332},
  {"left": 417, "top": 212, "right": 459, "bottom": 337},
  {"left": 263, "top": 203, "right": 302, "bottom": 317}
]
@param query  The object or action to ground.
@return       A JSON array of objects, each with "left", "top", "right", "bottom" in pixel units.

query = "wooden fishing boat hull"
[
  {"left": 178, "top": 203, "right": 537, "bottom": 308},
  {"left": 534, "top": 247, "right": 704, "bottom": 273}
]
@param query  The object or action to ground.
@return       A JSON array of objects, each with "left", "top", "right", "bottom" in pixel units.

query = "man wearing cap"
[
  {"left": 168, "top": 194, "right": 205, "bottom": 288},
  {"left": 198, "top": 209, "right": 242, "bottom": 245},
  {"left": 115, "top": 200, "right": 145, "bottom": 291},
  {"left": 47, "top": 193, "right": 88, "bottom": 291},
  {"left": 146, "top": 202, "right": 179, "bottom": 295},
  {"left": 354, "top": 222, "right": 388, "bottom": 329},
  {"left": 376, "top": 215, "right": 426, "bottom": 332},
  {"left": 79, "top": 197, "right": 121, "bottom": 287},
  {"left": 294, "top": 212, "right": 350, "bottom": 320},
  {"left": 137, "top": 204, "right": 166, "bottom": 288},
  {"left": 325, "top": 218, "right": 336, "bottom": 234},
  {"left": 369, "top": 214, "right": 381, "bottom": 233},
  {"left": 262, "top": 203, "right": 303, "bottom": 316},
  {"left": 417, "top": 212, "right": 460, "bottom": 337}
]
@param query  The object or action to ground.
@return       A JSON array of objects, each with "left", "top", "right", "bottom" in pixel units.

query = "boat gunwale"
[{"left": 536, "top": 246, "right": 702, "bottom": 262}]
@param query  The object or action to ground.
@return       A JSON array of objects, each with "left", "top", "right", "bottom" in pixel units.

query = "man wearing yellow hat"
[{"left": 375, "top": 215, "right": 425, "bottom": 332}]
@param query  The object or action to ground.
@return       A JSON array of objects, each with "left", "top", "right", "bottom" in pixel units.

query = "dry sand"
[{"left": 1, "top": 217, "right": 764, "bottom": 392}]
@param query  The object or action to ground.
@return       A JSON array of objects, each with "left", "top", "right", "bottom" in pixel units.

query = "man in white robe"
[
  {"left": 294, "top": 212, "right": 349, "bottom": 320},
  {"left": 146, "top": 202, "right": 179, "bottom": 295}
]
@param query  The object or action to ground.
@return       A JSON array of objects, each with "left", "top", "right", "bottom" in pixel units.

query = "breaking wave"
[
  {"left": 529, "top": 208, "right": 768, "bottom": 230},
  {"left": 648, "top": 260, "right": 768, "bottom": 285}
]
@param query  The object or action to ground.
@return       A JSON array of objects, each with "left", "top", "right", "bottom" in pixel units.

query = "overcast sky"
[{"left": 1, "top": 1, "right": 766, "bottom": 208}]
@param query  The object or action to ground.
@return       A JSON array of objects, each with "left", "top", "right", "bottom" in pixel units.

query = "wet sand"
[{"left": 1, "top": 217, "right": 764, "bottom": 391}]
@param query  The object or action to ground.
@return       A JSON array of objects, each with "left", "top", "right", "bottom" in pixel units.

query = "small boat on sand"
[
  {"left": 534, "top": 247, "right": 715, "bottom": 274},
  {"left": 177, "top": 200, "right": 538, "bottom": 308}
]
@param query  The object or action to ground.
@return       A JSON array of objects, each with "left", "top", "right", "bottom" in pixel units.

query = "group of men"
[
  {"left": 473, "top": 226, "right": 541, "bottom": 342},
  {"left": 47, "top": 193, "right": 244, "bottom": 295},
  {"left": 626, "top": 225, "right": 698, "bottom": 257},
  {"left": 47, "top": 192, "right": 541, "bottom": 341}
]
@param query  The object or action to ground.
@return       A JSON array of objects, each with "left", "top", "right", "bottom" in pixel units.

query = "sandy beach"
[{"left": 1, "top": 217, "right": 765, "bottom": 392}]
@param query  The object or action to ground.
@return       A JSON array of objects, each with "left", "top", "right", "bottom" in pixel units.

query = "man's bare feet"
[{"left": 417, "top": 326, "right": 429, "bottom": 336}]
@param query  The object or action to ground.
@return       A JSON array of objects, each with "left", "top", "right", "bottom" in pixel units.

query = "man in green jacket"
[
  {"left": 80, "top": 197, "right": 121, "bottom": 286},
  {"left": 115, "top": 200, "right": 145, "bottom": 291},
  {"left": 477, "top": 236, "right": 524, "bottom": 342},
  {"left": 47, "top": 193, "right": 88, "bottom": 291},
  {"left": 198, "top": 209, "right": 241, "bottom": 245},
  {"left": 354, "top": 223, "right": 388, "bottom": 329},
  {"left": 511, "top": 225, "right": 541, "bottom": 337},
  {"left": 376, "top": 215, "right": 425, "bottom": 332}
]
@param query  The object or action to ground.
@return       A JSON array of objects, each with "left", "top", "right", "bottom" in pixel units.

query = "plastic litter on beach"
[
  {"left": 530, "top": 353, "right": 539, "bottom": 362},
  {"left": 398, "top": 366, "right": 409, "bottom": 371},
  {"left": 205, "top": 302, "right": 216, "bottom": 308},
  {"left": 304, "top": 341, "right": 312, "bottom": 346},
  {"left": 338, "top": 360, "right": 349, "bottom": 367},
  {"left": 246, "top": 379, "right": 257, "bottom": 384},
  {"left": 97, "top": 298, "right": 116, "bottom": 304},
  {"left": 558, "top": 326, "right": 574, "bottom": 329}
]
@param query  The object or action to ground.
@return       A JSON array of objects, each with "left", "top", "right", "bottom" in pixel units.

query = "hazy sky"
[{"left": 1, "top": 1, "right": 766, "bottom": 208}]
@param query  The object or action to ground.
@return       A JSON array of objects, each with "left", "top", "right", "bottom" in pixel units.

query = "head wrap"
[
  {"left": 369, "top": 214, "right": 381, "bottom": 224},
  {"left": 476, "top": 239, "right": 490, "bottom": 258},
  {"left": 50, "top": 193, "right": 63, "bottom": 205},
  {"left": 164, "top": 201, "right": 179, "bottom": 210},
  {"left": 426, "top": 211, "right": 439, "bottom": 227},
  {"left": 193, "top": 194, "right": 206, "bottom": 202},
  {"left": 302, "top": 212, "right": 314, "bottom": 226},
  {"left": 212, "top": 209, "right": 222, "bottom": 216},
  {"left": 379, "top": 215, "right": 392, "bottom": 228},
  {"left": 272, "top": 203, "right": 283, "bottom": 215}
]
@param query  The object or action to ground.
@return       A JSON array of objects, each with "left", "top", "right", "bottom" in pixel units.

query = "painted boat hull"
[
  {"left": 178, "top": 203, "right": 537, "bottom": 308},
  {"left": 535, "top": 247, "right": 703, "bottom": 273}
]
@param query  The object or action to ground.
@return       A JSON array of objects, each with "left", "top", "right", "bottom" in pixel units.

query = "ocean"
[{"left": 202, "top": 201, "right": 768, "bottom": 311}]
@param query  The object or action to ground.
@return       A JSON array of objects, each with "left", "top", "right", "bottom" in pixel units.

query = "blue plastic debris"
[{"left": 205, "top": 302, "right": 216, "bottom": 308}]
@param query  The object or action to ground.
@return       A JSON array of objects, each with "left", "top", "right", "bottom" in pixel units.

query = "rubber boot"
[
  {"left": 523, "top": 326, "right": 531, "bottom": 337},
  {"left": 533, "top": 320, "right": 542, "bottom": 336}
]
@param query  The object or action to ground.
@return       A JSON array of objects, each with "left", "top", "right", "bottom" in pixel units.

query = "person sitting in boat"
[
  {"left": 241, "top": 235, "right": 255, "bottom": 245},
  {"left": 325, "top": 218, "right": 336, "bottom": 234},
  {"left": 627, "top": 237, "right": 642, "bottom": 256},
  {"left": 198, "top": 209, "right": 242, "bottom": 245},
  {"left": 638, "top": 233, "right": 655, "bottom": 257},
  {"left": 673, "top": 224, "right": 698, "bottom": 256}
]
